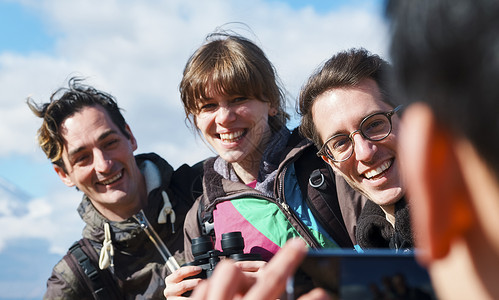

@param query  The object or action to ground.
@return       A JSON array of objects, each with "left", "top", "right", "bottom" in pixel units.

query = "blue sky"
[
  {"left": 0, "top": 0, "right": 387, "bottom": 197},
  {"left": 0, "top": 0, "right": 387, "bottom": 298},
  {"left": 0, "top": 1, "right": 53, "bottom": 54}
]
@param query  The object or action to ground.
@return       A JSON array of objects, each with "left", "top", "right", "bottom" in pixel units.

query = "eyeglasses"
[{"left": 317, "top": 105, "right": 403, "bottom": 162}]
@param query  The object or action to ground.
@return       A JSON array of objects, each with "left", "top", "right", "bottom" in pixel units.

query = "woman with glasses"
[
  {"left": 164, "top": 31, "right": 366, "bottom": 298},
  {"left": 299, "top": 48, "right": 413, "bottom": 251}
]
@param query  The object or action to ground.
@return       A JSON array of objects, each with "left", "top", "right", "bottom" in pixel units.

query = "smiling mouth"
[
  {"left": 98, "top": 171, "right": 123, "bottom": 185},
  {"left": 363, "top": 159, "right": 393, "bottom": 180},
  {"left": 218, "top": 130, "right": 246, "bottom": 143}
]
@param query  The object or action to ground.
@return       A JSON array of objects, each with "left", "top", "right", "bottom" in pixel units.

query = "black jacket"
[
  {"left": 43, "top": 153, "right": 201, "bottom": 300},
  {"left": 355, "top": 198, "right": 413, "bottom": 250}
]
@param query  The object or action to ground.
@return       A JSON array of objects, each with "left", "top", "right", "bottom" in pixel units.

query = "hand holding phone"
[{"left": 287, "top": 249, "right": 436, "bottom": 300}]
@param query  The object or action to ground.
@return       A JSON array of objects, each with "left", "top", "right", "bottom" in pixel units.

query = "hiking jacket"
[
  {"left": 43, "top": 153, "right": 201, "bottom": 300},
  {"left": 355, "top": 197, "right": 414, "bottom": 250},
  {"left": 183, "top": 129, "right": 367, "bottom": 262}
]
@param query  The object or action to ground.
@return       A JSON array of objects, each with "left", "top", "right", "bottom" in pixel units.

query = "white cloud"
[
  {"left": 0, "top": 183, "right": 82, "bottom": 255},
  {"left": 0, "top": 0, "right": 388, "bottom": 165},
  {"left": 0, "top": 0, "right": 388, "bottom": 254}
]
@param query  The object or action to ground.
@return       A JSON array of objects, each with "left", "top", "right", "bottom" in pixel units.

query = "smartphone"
[{"left": 287, "top": 249, "right": 437, "bottom": 300}]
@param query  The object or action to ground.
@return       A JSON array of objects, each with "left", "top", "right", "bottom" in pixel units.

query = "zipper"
[{"left": 133, "top": 209, "right": 180, "bottom": 273}]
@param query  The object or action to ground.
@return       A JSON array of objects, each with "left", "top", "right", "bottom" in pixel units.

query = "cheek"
[
  {"left": 240, "top": 104, "right": 269, "bottom": 124},
  {"left": 389, "top": 126, "right": 401, "bottom": 145},
  {"left": 195, "top": 116, "right": 211, "bottom": 135},
  {"left": 331, "top": 162, "right": 352, "bottom": 178},
  {"left": 381, "top": 134, "right": 399, "bottom": 154},
  {"left": 72, "top": 168, "right": 90, "bottom": 186}
]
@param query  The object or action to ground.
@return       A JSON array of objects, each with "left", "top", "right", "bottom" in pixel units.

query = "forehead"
[
  {"left": 312, "top": 79, "right": 393, "bottom": 139},
  {"left": 203, "top": 82, "right": 229, "bottom": 99},
  {"left": 60, "top": 105, "right": 118, "bottom": 149}
]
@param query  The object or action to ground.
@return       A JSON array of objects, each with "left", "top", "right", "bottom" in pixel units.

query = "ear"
[
  {"left": 54, "top": 164, "right": 75, "bottom": 187},
  {"left": 125, "top": 124, "right": 138, "bottom": 151},
  {"left": 321, "top": 154, "right": 342, "bottom": 176},
  {"left": 400, "top": 103, "right": 473, "bottom": 265}
]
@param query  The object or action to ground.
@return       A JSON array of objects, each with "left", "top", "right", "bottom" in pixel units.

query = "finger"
[
  {"left": 164, "top": 278, "right": 202, "bottom": 298},
  {"left": 166, "top": 266, "right": 203, "bottom": 284},
  {"left": 204, "top": 260, "right": 253, "bottom": 300},
  {"left": 190, "top": 280, "right": 209, "bottom": 300},
  {"left": 234, "top": 260, "right": 267, "bottom": 273},
  {"left": 244, "top": 238, "right": 308, "bottom": 300},
  {"left": 297, "top": 288, "right": 333, "bottom": 300},
  {"left": 164, "top": 295, "right": 192, "bottom": 300}
]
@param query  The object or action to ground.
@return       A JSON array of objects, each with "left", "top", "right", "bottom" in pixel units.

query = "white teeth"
[
  {"left": 100, "top": 172, "right": 122, "bottom": 185},
  {"left": 364, "top": 160, "right": 392, "bottom": 179},
  {"left": 220, "top": 130, "right": 244, "bottom": 142}
]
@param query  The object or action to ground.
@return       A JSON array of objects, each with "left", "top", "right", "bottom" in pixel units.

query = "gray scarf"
[{"left": 214, "top": 127, "right": 291, "bottom": 197}]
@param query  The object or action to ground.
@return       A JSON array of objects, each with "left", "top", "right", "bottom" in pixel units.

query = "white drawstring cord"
[
  {"left": 99, "top": 222, "right": 114, "bottom": 270},
  {"left": 157, "top": 191, "right": 176, "bottom": 233}
]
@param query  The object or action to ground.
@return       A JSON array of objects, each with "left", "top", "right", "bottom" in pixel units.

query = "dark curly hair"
[{"left": 27, "top": 77, "right": 129, "bottom": 172}]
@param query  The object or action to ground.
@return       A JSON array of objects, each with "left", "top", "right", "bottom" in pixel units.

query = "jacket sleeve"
[
  {"left": 182, "top": 197, "right": 202, "bottom": 263},
  {"left": 43, "top": 258, "right": 91, "bottom": 300}
]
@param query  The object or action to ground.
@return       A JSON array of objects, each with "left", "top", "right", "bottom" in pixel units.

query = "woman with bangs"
[{"left": 164, "top": 30, "right": 364, "bottom": 298}]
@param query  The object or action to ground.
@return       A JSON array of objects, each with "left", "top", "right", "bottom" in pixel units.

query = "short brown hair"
[
  {"left": 180, "top": 33, "right": 289, "bottom": 133},
  {"left": 298, "top": 48, "right": 394, "bottom": 149}
]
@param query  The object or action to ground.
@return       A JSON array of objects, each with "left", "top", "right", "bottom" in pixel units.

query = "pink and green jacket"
[{"left": 182, "top": 129, "right": 366, "bottom": 262}]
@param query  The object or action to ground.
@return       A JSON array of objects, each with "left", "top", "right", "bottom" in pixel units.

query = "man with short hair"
[
  {"left": 299, "top": 48, "right": 412, "bottom": 250},
  {"left": 388, "top": 0, "right": 499, "bottom": 298},
  {"left": 29, "top": 78, "right": 201, "bottom": 299}
]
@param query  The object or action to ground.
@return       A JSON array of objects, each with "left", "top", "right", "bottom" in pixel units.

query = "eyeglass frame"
[{"left": 317, "top": 105, "right": 404, "bottom": 163}]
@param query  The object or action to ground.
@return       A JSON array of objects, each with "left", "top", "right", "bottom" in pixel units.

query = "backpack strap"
[
  {"left": 293, "top": 142, "right": 354, "bottom": 248},
  {"left": 197, "top": 196, "right": 215, "bottom": 238},
  {"left": 63, "top": 238, "right": 123, "bottom": 299},
  {"left": 171, "top": 159, "right": 205, "bottom": 205},
  {"left": 310, "top": 164, "right": 353, "bottom": 247}
]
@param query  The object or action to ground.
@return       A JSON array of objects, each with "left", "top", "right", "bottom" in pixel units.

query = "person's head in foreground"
[
  {"left": 28, "top": 77, "right": 143, "bottom": 221},
  {"left": 388, "top": 0, "right": 499, "bottom": 298},
  {"left": 299, "top": 48, "right": 404, "bottom": 209},
  {"left": 180, "top": 31, "right": 289, "bottom": 182}
]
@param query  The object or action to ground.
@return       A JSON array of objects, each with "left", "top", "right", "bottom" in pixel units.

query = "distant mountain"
[
  {"left": 0, "top": 176, "right": 29, "bottom": 217},
  {"left": 0, "top": 176, "right": 61, "bottom": 299}
]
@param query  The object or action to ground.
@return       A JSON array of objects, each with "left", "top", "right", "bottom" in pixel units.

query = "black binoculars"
[{"left": 185, "top": 231, "right": 262, "bottom": 278}]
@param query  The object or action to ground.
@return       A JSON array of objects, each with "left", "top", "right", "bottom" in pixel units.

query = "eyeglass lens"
[{"left": 325, "top": 113, "right": 391, "bottom": 161}]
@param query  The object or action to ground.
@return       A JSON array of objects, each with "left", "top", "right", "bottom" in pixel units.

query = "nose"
[
  {"left": 215, "top": 105, "right": 236, "bottom": 125},
  {"left": 93, "top": 150, "right": 112, "bottom": 173},
  {"left": 352, "top": 133, "right": 377, "bottom": 162}
]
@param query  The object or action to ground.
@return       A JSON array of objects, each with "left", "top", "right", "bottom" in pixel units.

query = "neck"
[
  {"left": 431, "top": 226, "right": 499, "bottom": 300},
  {"left": 231, "top": 160, "right": 259, "bottom": 184},
  {"left": 231, "top": 130, "right": 271, "bottom": 184},
  {"left": 380, "top": 204, "right": 396, "bottom": 227}
]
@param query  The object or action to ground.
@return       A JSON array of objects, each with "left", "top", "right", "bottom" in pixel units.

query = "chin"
[
  {"left": 220, "top": 150, "right": 246, "bottom": 163},
  {"left": 370, "top": 197, "right": 397, "bottom": 207},
  {"left": 369, "top": 189, "right": 404, "bottom": 206}
]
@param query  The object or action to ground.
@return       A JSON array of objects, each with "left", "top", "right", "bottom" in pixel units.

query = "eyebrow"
[
  {"left": 325, "top": 109, "right": 387, "bottom": 139},
  {"left": 67, "top": 129, "right": 119, "bottom": 158}
]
